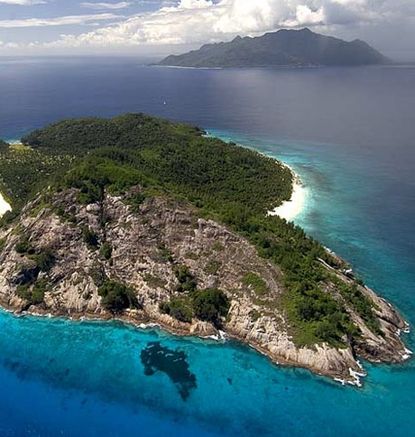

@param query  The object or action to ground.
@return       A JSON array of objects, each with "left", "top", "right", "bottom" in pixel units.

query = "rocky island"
[
  {"left": 157, "top": 28, "right": 388, "bottom": 69},
  {"left": 0, "top": 114, "right": 410, "bottom": 386}
]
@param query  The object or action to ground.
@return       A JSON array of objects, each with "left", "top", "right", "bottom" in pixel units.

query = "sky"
[{"left": 0, "top": 0, "right": 414, "bottom": 60}]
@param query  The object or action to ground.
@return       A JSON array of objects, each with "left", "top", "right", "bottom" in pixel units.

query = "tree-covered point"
[
  {"left": 22, "top": 114, "right": 203, "bottom": 154},
  {"left": 20, "top": 114, "right": 292, "bottom": 214}
]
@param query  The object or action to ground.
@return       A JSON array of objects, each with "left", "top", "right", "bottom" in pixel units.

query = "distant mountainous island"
[{"left": 158, "top": 28, "right": 388, "bottom": 68}]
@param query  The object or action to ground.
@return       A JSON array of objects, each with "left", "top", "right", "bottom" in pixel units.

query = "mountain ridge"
[{"left": 158, "top": 28, "right": 388, "bottom": 68}]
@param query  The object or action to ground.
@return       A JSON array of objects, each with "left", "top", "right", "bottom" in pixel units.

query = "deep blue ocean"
[{"left": 0, "top": 57, "right": 414, "bottom": 436}]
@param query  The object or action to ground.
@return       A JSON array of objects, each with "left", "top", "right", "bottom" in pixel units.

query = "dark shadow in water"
[{"left": 140, "top": 342, "right": 197, "bottom": 401}]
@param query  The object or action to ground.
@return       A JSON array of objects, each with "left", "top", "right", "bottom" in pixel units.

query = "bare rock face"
[
  {"left": 352, "top": 287, "right": 410, "bottom": 364},
  {"left": 0, "top": 188, "right": 410, "bottom": 385}
]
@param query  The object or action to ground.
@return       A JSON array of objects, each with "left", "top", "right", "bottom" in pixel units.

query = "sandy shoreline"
[
  {"left": 0, "top": 146, "right": 306, "bottom": 223},
  {"left": 0, "top": 192, "right": 11, "bottom": 217},
  {"left": 215, "top": 134, "right": 309, "bottom": 223},
  {"left": 268, "top": 166, "right": 308, "bottom": 222}
]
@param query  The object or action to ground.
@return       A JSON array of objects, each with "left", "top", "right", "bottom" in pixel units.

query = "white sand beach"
[
  {"left": 0, "top": 192, "right": 11, "bottom": 217},
  {"left": 268, "top": 170, "right": 308, "bottom": 222}
]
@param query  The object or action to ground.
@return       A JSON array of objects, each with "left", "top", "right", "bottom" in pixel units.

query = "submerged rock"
[{"left": 141, "top": 342, "right": 197, "bottom": 400}]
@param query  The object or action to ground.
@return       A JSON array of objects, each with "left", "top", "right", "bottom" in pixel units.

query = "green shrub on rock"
[
  {"left": 192, "top": 288, "right": 230, "bottom": 326},
  {"left": 100, "top": 242, "right": 113, "bottom": 260},
  {"left": 33, "top": 248, "right": 56, "bottom": 272},
  {"left": 82, "top": 226, "right": 99, "bottom": 250},
  {"left": 16, "top": 278, "right": 50, "bottom": 306},
  {"left": 127, "top": 191, "right": 146, "bottom": 213},
  {"left": 98, "top": 280, "right": 139, "bottom": 313},
  {"left": 242, "top": 272, "right": 268, "bottom": 296},
  {"left": 174, "top": 265, "right": 197, "bottom": 293},
  {"left": 15, "top": 236, "right": 34, "bottom": 255},
  {"left": 160, "top": 297, "right": 193, "bottom": 323},
  {"left": 14, "top": 235, "right": 56, "bottom": 273}
]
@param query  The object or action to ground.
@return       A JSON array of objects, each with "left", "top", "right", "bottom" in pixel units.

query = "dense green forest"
[
  {"left": 21, "top": 114, "right": 293, "bottom": 214},
  {"left": 0, "top": 114, "right": 378, "bottom": 346},
  {"left": 0, "top": 143, "right": 72, "bottom": 208}
]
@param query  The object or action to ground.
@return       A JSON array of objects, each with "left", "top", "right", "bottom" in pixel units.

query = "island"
[
  {"left": 0, "top": 114, "right": 409, "bottom": 386},
  {"left": 157, "top": 28, "right": 388, "bottom": 68}
]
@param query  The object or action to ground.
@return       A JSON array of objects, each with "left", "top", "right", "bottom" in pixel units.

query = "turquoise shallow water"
[
  {"left": 0, "top": 59, "right": 414, "bottom": 435},
  {"left": 0, "top": 309, "right": 413, "bottom": 437}
]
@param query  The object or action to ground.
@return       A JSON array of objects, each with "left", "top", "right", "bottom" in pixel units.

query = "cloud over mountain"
[
  {"left": 42, "top": 0, "right": 414, "bottom": 49},
  {"left": 0, "top": 0, "right": 414, "bottom": 57}
]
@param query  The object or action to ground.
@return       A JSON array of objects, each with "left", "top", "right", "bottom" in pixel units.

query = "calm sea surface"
[{"left": 0, "top": 57, "right": 414, "bottom": 436}]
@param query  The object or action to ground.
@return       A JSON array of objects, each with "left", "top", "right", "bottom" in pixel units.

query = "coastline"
[
  {"left": 1, "top": 287, "right": 410, "bottom": 388},
  {"left": 268, "top": 165, "right": 308, "bottom": 222},
  {"left": 0, "top": 192, "right": 11, "bottom": 217},
  {"left": 207, "top": 132, "right": 309, "bottom": 223},
  {"left": 0, "top": 304, "right": 370, "bottom": 387}
]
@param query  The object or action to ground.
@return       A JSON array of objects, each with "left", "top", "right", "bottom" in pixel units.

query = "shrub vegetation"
[
  {"left": 160, "top": 288, "right": 230, "bottom": 326},
  {"left": 98, "top": 280, "right": 139, "bottom": 313}
]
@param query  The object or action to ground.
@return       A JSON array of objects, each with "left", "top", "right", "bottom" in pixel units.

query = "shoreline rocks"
[{"left": 0, "top": 190, "right": 410, "bottom": 386}]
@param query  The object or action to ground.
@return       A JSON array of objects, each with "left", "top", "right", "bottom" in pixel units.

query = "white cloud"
[
  {"left": 0, "top": 0, "right": 46, "bottom": 4},
  {"left": 0, "top": 13, "right": 120, "bottom": 28},
  {"left": 2, "top": 0, "right": 415, "bottom": 54},
  {"left": 81, "top": 2, "right": 131, "bottom": 10},
  {"left": 45, "top": 0, "right": 392, "bottom": 48},
  {"left": 0, "top": 40, "right": 20, "bottom": 48}
]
